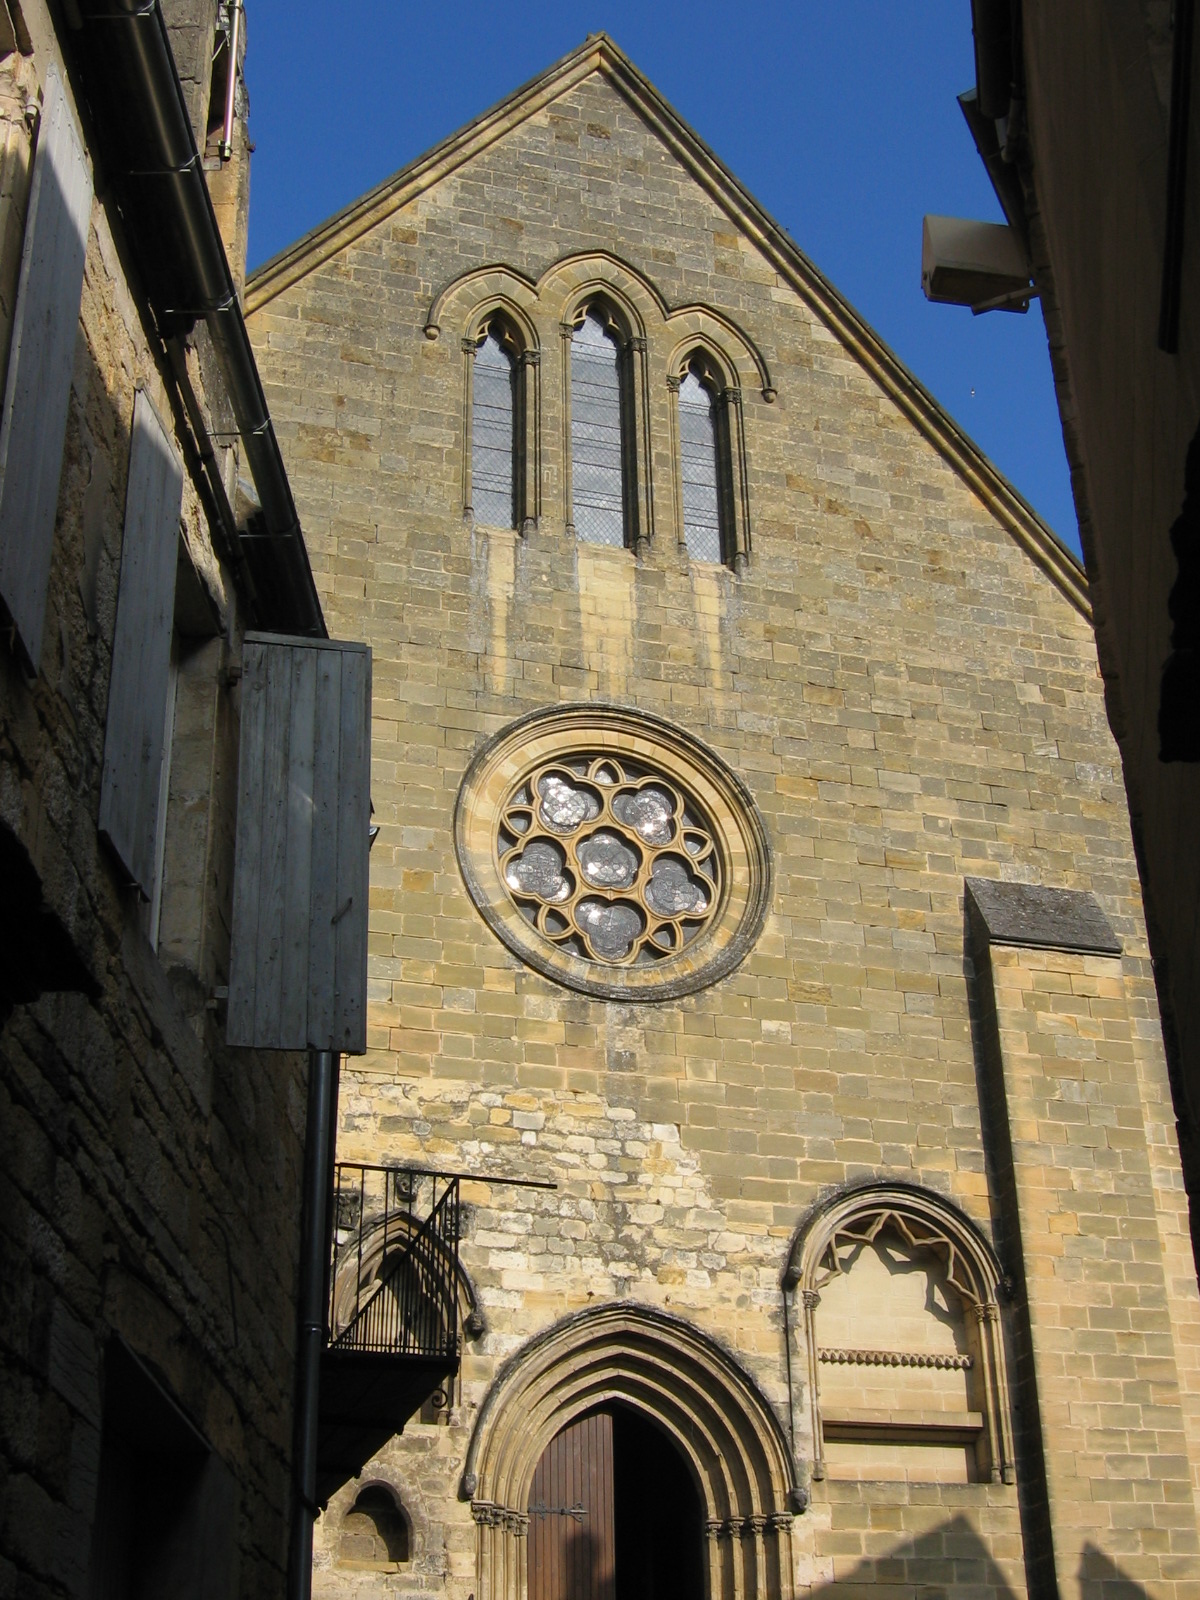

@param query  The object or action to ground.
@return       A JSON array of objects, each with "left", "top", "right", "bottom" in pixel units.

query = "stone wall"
[
  {"left": 0, "top": 6, "right": 306, "bottom": 1598},
  {"left": 1017, "top": 1, "right": 1200, "bottom": 1233},
  {"left": 247, "top": 46, "right": 1200, "bottom": 1599}
]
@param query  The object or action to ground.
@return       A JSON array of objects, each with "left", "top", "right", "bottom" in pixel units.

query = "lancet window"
[
  {"left": 569, "top": 305, "right": 629, "bottom": 546},
  {"left": 471, "top": 319, "right": 519, "bottom": 529},
  {"left": 677, "top": 364, "right": 725, "bottom": 563}
]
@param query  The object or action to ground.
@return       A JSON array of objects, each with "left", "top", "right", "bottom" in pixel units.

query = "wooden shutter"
[
  {"left": 227, "top": 633, "right": 371, "bottom": 1054},
  {"left": 98, "top": 390, "right": 183, "bottom": 896},
  {"left": 0, "top": 63, "right": 92, "bottom": 672},
  {"left": 528, "top": 1411, "right": 616, "bottom": 1600}
]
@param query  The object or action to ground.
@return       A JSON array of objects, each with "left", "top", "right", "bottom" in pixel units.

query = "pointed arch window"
[
  {"left": 471, "top": 321, "right": 519, "bottom": 529},
  {"left": 672, "top": 351, "right": 751, "bottom": 571},
  {"left": 678, "top": 367, "right": 724, "bottom": 563},
  {"left": 570, "top": 307, "right": 628, "bottom": 547}
]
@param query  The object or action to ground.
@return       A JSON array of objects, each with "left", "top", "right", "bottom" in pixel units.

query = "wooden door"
[{"left": 527, "top": 1410, "right": 616, "bottom": 1600}]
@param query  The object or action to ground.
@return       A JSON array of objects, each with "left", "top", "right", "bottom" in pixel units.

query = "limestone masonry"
[{"left": 247, "top": 36, "right": 1200, "bottom": 1600}]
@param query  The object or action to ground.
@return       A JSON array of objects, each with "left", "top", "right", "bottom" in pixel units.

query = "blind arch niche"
[{"left": 785, "top": 1183, "right": 1015, "bottom": 1487}]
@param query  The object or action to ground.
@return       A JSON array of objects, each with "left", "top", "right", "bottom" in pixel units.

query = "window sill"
[{"left": 823, "top": 1409, "right": 983, "bottom": 1444}]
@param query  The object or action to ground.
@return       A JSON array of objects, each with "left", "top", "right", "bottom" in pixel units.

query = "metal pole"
[
  {"left": 218, "top": 0, "right": 243, "bottom": 160},
  {"left": 287, "top": 1047, "right": 338, "bottom": 1600}
]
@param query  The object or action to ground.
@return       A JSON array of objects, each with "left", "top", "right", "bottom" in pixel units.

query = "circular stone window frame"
[{"left": 455, "top": 704, "right": 772, "bottom": 1001}]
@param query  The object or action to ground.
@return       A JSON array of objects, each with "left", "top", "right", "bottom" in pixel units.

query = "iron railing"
[{"left": 328, "top": 1165, "right": 461, "bottom": 1359}]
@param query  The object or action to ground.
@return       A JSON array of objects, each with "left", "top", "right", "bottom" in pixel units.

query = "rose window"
[
  {"left": 497, "top": 757, "right": 721, "bottom": 966},
  {"left": 455, "top": 705, "right": 771, "bottom": 1002}
]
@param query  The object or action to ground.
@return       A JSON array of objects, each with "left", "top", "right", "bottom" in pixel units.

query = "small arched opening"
[{"left": 337, "top": 1482, "right": 410, "bottom": 1570}]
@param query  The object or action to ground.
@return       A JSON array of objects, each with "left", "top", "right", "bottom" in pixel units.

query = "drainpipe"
[
  {"left": 218, "top": 0, "right": 242, "bottom": 161},
  {"left": 289, "top": 1048, "right": 339, "bottom": 1600}
]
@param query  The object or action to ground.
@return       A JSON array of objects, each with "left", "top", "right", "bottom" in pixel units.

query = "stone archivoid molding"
[
  {"left": 461, "top": 1302, "right": 803, "bottom": 1600},
  {"left": 245, "top": 34, "right": 1086, "bottom": 616},
  {"left": 785, "top": 1182, "right": 1015, "bottom": 1486},
  {"left": 427, "top": 252, "right": 773, "bottom": 403}
]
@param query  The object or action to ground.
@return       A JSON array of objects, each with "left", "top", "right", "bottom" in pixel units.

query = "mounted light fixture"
[{"left": 921, "top": 214, "right": 1036, "bottom": 315}]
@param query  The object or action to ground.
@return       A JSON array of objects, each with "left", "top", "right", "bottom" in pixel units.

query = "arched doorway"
[
  {"left": 463, "top": 1304, "right": 801, "bottom": 1600},
  {"left": 526, "top": 1404, "right": 704, "bottom": 1600}
]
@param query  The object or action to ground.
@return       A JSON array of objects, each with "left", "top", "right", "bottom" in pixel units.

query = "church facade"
[{"left": 247, "top": 37, "right": 1200, "bottom": 1600}]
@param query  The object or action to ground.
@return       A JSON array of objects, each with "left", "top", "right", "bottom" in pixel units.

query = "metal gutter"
[{"left": 67, "top": 0, "right": 325, "bottom": 637}]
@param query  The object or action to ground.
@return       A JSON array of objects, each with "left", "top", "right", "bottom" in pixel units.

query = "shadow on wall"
[
  {"left": 806, "top": 1516, "right": 1154, "bottom": 1600},
  {"left": 562, "top": 1525, "right": 609, "bottom": 1600}
]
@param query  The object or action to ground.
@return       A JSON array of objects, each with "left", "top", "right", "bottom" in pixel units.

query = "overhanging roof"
[{"left": 246, "top": 33, "right": 1088, "bottom": 618}]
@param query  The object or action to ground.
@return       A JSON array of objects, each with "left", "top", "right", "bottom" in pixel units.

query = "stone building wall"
[
  {"left": 1013, "top": 2, "right": 1200, "bottom": 1233},
  {"left": 247, "top": 41, "right": 1200, "bottom": 1600},
  {"left": 0, "top": 5, "right": 308, "bottom": 1598}
]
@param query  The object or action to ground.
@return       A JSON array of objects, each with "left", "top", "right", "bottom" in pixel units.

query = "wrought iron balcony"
[
  {"left": 316, "top": 1163, "right": 551, "bottom": 1504},
  {"left": 318, "top": 1164, "right": 463, "bottom": 1504},
  {"left": 328, "top": 1164, "right": 461, "bottom": 1359}
]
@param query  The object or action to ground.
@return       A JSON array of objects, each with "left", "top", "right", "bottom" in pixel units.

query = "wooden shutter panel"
[
  {"left": 0, "top": 64, "right": 92, "bottom": 672},
  {"left": 227, "top": 634, "right": 372, "bottom": 1054},
  {"left": 99, "top": 390, "right": 183, "bottom": 895}
]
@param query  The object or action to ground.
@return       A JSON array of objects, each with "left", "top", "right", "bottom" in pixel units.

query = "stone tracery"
[
  {"left": 785, "top": 1184, "right": 1016, "bottom": 1487},
  {"left": 455, "top": 704, "right": 771, "bottom": 1001},
  {"left": 498, "top": 753, "right": 720, "bottom": 966}
]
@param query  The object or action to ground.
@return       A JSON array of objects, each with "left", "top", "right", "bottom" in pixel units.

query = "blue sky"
[{"left": 244, "top": 1, "right": 1080, "bottom": 557}]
